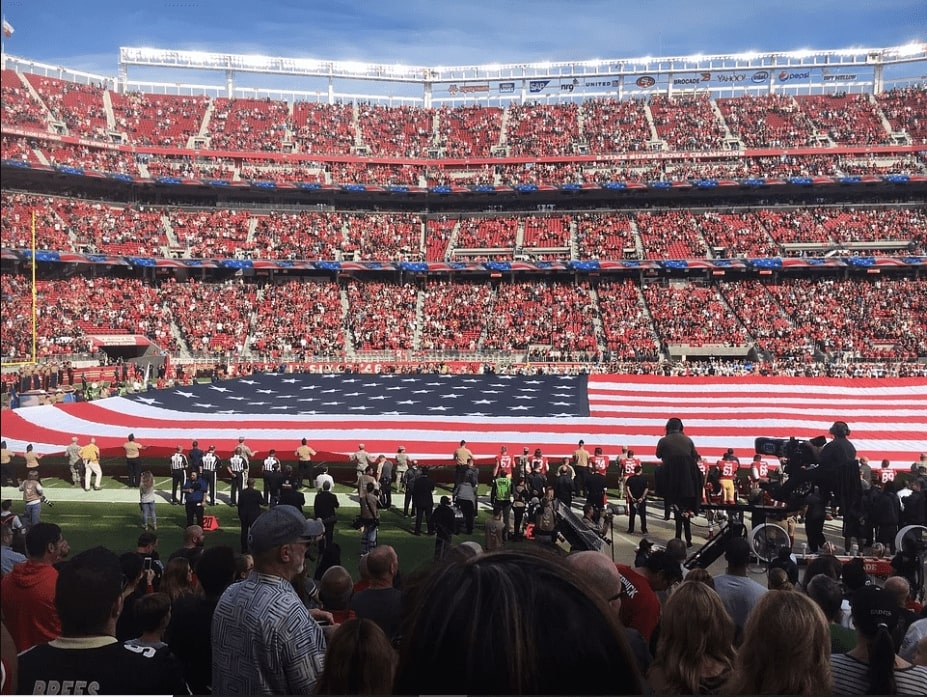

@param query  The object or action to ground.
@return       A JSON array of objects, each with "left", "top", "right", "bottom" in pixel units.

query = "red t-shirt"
[
  {"left": 615, "top": 564, "right": 661, "bottom": 643},
  {"left": 496, "top": 454, "right": 513, "bottom": 475},
  {"left": 620, "top": 457, "right": 640, "bottom": 477}
]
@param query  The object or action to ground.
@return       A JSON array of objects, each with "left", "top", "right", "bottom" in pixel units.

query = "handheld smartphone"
[{"left": 143, "top": 557, "right": 153, "bottom": 571}]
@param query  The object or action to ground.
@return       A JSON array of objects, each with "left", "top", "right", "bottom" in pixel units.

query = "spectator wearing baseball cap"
[{"left": 212, "top": 505, "right": 327, "bottom": 694}]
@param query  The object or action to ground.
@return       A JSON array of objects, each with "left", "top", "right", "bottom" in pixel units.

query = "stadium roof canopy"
[{"left": 3, "top": 43, "right": 926, "bottom": 105}]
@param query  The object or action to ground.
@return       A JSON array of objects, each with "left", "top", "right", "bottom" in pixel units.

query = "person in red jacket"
[{"left": 0, "top": 523, "right": 69, "bottom": 652}]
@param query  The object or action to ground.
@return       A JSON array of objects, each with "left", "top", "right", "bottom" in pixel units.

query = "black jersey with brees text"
[{"left": 18, "top": 636, "right": 189, "bottom": 695}]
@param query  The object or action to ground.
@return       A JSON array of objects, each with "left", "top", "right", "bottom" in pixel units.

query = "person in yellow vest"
[{"left": 79, "top": 437, "right": 102, "bottom": 491}]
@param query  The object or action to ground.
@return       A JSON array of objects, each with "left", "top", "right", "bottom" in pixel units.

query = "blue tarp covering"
[
  {"left": 316, "top": 261, "right": 342, "bottom": 271},
  {"left": 57, "top": 165, "right": 85, "bottom": 176},
  {"left": 429, "top": 185, "right": 452, "bottom": 194},
  {"left": 515, "top": 184, "right": 538, "bottom": 193},
  {"left": 788, "top": 177, "right": 813, "bottom": 186},
  {"left": 184, "top": 260, "right": 203, "bottom": 267},
  {"left": 560, "top": 183, "right": 582, "bottom": 191},
  {"left": 884, "top": 174, "right": 910, "bottom": 184},
  {"left": 602, "top": 182, "right": 627, "bottom": 190},
  {"left": 387, "top": 185, "right": 410, "bottom": 194},
  {"left": 742, "top": 178, "right": 767, "bottom": 187},
  {"left": 648, "top": 181, "right": 672, "bottom": 189},
  {"left": 206, "top": 179, "right": 230, "bottom": 187},
  {"left": 471, "top": 185, "right": 495, "bottom": 193},
  {"left": 2, "top": 159, "right": 30, "bottom": 169},
  {"left": 155, "top": 176, "right": 183, "bottom": 185},
  {"left": 846, "top": 257, "right": 876, "bottom": 267},
  {"left": 127, "top": 257, "right": 157, "bottom": 267},
  {"left": 341, "top": 184, "right": 366, "bottom": 192},
  {"left": 251, "top": 181, "right": 276, "bottom": 189},
  {"left": 838, "top": 176, "right": 862, "bottom": 184},
  {"left": 108, "top": 173, "right": 134, "bottom": 183},
  {"left": 298, "top": 182, "right": 322, "bottom": 190},
  {"left": 695, "top": 180, "right": 719, "bottom": 188}
]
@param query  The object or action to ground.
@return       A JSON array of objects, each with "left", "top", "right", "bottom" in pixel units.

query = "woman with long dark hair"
[{"left": 831, "top": 585, "right": 927, "bottom": 695}]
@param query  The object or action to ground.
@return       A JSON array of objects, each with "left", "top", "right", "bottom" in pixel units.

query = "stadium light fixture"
[{"left": 893, "top": 42, "right": 924, "bottom": 57}]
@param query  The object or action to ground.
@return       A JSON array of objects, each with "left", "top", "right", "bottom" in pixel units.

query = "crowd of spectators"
[
  {"left": 582, "top": 97, "right": 653, "bottom": 154},
  {"left": 1, "top": 69, "right": 48, "bottom": 131},
  {"left": 145, "top": 154, "right": 235, "bottom": 181},
  {"left": 423, "top": 216, "right": 456, "bottom": 262},
  {"left": 158, "top": 279, "right": 258, "bottom": 355},
  {"left": 289, "top": 101, "right": 356, "bottom": 156},
  {"left": 764, "top": 277, "right": 927, "bottom": 360},
  {"left": 715, "top": 279, "right": 813, "bottom": 360},
  {"left": 23, "top": 75, "right": 108, "bottom": 141},
  {"left": 649, "top": 94, "right": 728, "bottom": 150},
  {"left": 642, "top": 282, "right": 751, "bottom": 347},
  {"left": 343, "top": 213, "right": 422, "bottom": 261},
  {"left": 576, "top": 211, "right": 636, "bottom": 260},
  {"left": 0, "top": 135, "right": 42, "bottom": 165},
  {"left": 877, "top": 86, "right": 927, "bottom": 144},
  {"left": 418, "top": 281, "right": 494, "bottom": 352},
  {"left": 45, "top": 142, "right": 142, "bottom": 176},
  {"left": 481, "top": 281, "right": 599, "bottom": 360},
  {"left": 0, "top": 192, "right": 71, "bottom": 251},
  {"left": 357, "top": 104, "right": 434, "bottom": 158},
  {"left": 452, "top": 216, "right": 520, "bottom": 255},
  {"left": 635, "top": 210, "right": 710, "bottom": 260},
  {"left": 54, "top": 199, "right": 166, "bottom": 256},
  {"left": 109, "top": 92, "right": 208, "bottom": 148},
  {"left": 251, "top": 210, "right": 345, "bottom": 261},
  {"left": 595, "top": 279, "right": 661, "bottom": 361},
  {"left": 697, "top": 211, "right": 780, "bottom": 258},
  {"left": 3, "top": 75, "right": 926, "bottom": 162},
  {"left": 797, "top": 93, "right": 894, "bottom": 146},
  {"left": 505, "top": 102, "right": 581, "bottom": 157},
  {"left": 248, "top": 280, "right": 345, "bottom": 360},
  {"left": 207, "top": 97, "right": 290, "bottom": 153},
  {"left": 435, "top": 104, "right": 504, "bottom": 158},
  {"left": 168, "top": 208, "right": 254, "bottom": 259},
  {"left": 521, "top": 214, "right": 573, "bottom": 249},
  {"left": 345, "top": 280, "right": 418, "bottom": 352}
]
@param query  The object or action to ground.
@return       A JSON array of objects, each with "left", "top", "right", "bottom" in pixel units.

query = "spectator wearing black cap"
[
  {"left": 831, "top": 585, "right": 927, "bottom": 695},
  {"left": 212, "top": 506, "right": 326, "bottom": 694}
]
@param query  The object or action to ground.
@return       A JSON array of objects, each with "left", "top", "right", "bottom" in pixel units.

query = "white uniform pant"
[{"left": 84, "top": 461, "right": 102, "bottom": 489}]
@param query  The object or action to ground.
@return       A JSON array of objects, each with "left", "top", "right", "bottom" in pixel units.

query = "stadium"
[
  {"left": 1, "top": 42, "right": 925, "bottom": 464},
  {"left": 2, "top": 18, "right": 927, "bottom": 696}
]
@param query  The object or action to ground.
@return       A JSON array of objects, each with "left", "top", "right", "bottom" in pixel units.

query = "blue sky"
[{"left": 2, "top": 0, "right": 924, "bottom": 77}]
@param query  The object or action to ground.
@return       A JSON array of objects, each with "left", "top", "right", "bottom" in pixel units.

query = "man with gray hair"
[
  {"left": 212, "top": 505, "right": 327, "bottom": 694},
  {"left": 806, "top": 573, "right": 857, "bottom": 654}
]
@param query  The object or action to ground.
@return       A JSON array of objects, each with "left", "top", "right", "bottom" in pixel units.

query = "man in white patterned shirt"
[{"left": 212, "top": 505, "right": 327, "bottom": 694}]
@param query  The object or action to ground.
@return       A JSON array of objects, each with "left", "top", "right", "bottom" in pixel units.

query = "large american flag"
[{"left": 4, "top": 373, "right": 926, "bottom": 465}]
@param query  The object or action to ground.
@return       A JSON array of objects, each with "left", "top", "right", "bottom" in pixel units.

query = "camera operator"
[
  {"left": 776, "top": 422, "right": 858, "bottom": 508},
  {"left": 19, "top": 470, "right": 44, "bottom": 529}
]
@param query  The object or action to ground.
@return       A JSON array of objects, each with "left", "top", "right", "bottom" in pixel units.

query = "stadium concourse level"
[
  {"left": 2, "top": 272, "right": 926, "bottom": 369},
  {"left": 1, "top": 192, "right": 925, "bottom": 262}
]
